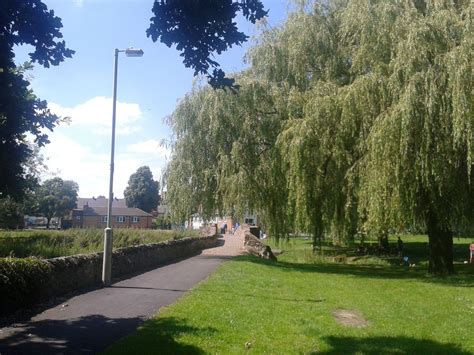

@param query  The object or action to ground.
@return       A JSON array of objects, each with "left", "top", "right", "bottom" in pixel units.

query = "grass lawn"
[
  {"left": 106, "top": 236, "right": 474, "bottom": 354},
  {"left": 0, "top": 229, "right": 200, "bottom": 258}
]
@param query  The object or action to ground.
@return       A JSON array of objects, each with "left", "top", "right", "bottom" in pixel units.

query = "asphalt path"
[{"left": 0, "top": 234, "right": 242, "bottom": 354}]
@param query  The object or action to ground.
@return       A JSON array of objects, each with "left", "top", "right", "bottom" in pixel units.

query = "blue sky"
[{"left": 14, "top": 0, "right": 289, "bottom": 198}]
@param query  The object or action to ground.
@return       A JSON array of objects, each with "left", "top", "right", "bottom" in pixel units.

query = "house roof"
[
  {"left": 76, "top": 197, "right": 127, "bottom": 209},
  {"left": 83, "top": 206, "right": 152, "bottom": 217}
]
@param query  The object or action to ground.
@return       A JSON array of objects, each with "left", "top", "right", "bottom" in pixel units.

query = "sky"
[{"left": 14, "top": 0, "right": 289, "bottom": 198}]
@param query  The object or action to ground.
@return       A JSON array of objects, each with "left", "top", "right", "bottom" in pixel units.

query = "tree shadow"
[
  {"left": 316, "top": 335, "right": 471, "bottom": 354},
  {"left": 0, "top": 314, "right": 142, "bottom": 354},
  {"left": 234, "top": 255, "right": 474, "bottom": 287},
  {"left": 107, "top": 316, "right": 217, "bottom": 354},
  {"left": 0, "top": 314, "right": 211, "bottom": 354}
]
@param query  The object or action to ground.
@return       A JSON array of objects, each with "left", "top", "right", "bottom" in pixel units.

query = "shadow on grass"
[
  {"left": 109, "top": 316, "right": 216, "bottom": 354},
  {"left": 317, "top": 335, "right": 471, "bottom": 354},
  {"left": 234, "top": 255, "right": 474, "bottom": 287}
]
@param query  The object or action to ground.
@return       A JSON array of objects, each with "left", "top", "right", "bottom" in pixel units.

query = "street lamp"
[{"left": 102, "top": 47, "right": 144, "bottom": 286}]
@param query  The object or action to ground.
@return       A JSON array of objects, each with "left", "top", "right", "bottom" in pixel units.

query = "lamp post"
[{"left": 102, "top": 47, "right": 144, "bottom": 286}]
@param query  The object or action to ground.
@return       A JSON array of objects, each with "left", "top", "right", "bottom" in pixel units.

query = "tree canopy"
[
  {"left": 165, "top": 0, "right": 473, "bottom": 274},
  {"left": 34, "top": 178, "right": 79, "bottom": 228},
  {"left": 124, "top": 166, "right": 161, "bottom": 213},
  {"left": 147, "top": 0, "right": 267, "bottom": 88},
  {"left": 0, "top": 0, "right": 73, "bottom": 199}
]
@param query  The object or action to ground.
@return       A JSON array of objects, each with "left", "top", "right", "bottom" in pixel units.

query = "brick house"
[{"left": 72, "top": 197, "right": 153, "bottom": 229}]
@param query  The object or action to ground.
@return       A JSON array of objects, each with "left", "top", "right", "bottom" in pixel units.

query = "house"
[
  {"left": 72, "top": 197, "right": 153, "bottom": 229},
  {"left": 187, "top": 212, "right": 258, "bottom": 231}
]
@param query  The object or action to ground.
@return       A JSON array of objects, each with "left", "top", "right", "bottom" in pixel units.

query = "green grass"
[
  {"left": 106, "top": 236, "right": 474, "bottom": 354},
  {"left": 0, "top": 229, "right": 200, "bottom": 258},
  {"left": 271, "top": 234, "right": 474, "bottom": 267}
]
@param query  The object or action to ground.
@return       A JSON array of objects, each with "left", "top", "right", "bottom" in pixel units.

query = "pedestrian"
[{"left": 397, "top": 236, "right": 404, "bottom": 256}]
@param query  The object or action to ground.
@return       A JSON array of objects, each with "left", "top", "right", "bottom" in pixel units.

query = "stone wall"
[
  {"left": 237, "top": 225, "right": 277, "bottom": 261},
  {"left": 48, "top": 235, "right": 217, "bottom": 297},
  {"left": 1, "top": 235, "right": 217, "bottom": 316}
]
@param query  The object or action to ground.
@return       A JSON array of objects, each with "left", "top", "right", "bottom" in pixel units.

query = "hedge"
[{"left": 0, "top": 257, "right": 52, "bottom": 315}]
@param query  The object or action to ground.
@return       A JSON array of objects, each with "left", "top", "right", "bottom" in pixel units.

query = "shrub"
[{"left": 0, "top": 257, "right": 52, "bottom": 314}]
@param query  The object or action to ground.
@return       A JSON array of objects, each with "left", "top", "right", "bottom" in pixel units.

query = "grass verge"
[{"left": 106, "top": 236, "right": 474, "bottom": 354}]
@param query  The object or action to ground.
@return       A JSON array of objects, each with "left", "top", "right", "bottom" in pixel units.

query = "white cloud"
[
  {"left": 41, "top": 134, "right": 169, "bottom": 198},
  {"left": 126, "top": 139, "right": 170, "bottom": 158},
  {"left": 73, "top": 0, "right": 84, "bottom": 7},
  {"left": 42, "top": 131, "right": 110, "bottom": 196},
  {"left": 49, "top": 96, "right": 142, "bottom": 136},
  {"left": 38, "top": 98, "right": 171, "bottom": 197}
]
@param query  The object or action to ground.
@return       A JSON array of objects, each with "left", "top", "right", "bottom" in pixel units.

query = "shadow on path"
[
  {"left": 0, "top": 314, "right": 142, "bottom": 354},
  {"left": 316, "top": 335, "right": 472, "bottom": 354}
]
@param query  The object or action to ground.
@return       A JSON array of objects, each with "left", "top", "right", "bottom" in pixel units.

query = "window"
[
  {"left": 245, "top": 218, "right": 254, "bottom": 225},
  {"left": 132, "top": 216, "right": 139, "bottom": 223},
  {"left": 102, "top": 216, "right": 108, "bottom": 223},
  {"left": 116, "top": 216, "right": 125, "bottom": 223},
  {"left": 76, "top": 215, "right": 81, "bottom": 220}
]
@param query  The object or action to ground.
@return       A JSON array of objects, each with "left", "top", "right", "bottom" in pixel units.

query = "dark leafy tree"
[
  {"left": 0, "top": 0, "right": 74, "bottom": 199},
  {"left": 0, "top": 196, "right": 24, "bottom": 229},
  {"left": 34, "top": 178, "right": 79, "bottom": 229},
  {"left": 124, "top": 166, "right": 161, "bottom": 213},
  {"left": 147, "top": 0, "right": 267, "bottom": 88}
]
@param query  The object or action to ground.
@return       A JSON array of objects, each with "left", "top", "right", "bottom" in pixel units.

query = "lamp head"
[{"left": 125, "top": 48, "right": 144, "bottom": 57}]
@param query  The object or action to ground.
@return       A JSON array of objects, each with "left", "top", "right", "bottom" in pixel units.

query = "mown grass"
[
  {"left": 0, "top": 229, "right": 200, "bottom": 258},
  {"left": 107, "top": 235, "right": 474, "bottom": 354}
]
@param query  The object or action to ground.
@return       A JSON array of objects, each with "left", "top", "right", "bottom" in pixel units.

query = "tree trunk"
[
  {"left": 426, "top": 210, "right": 454, "bottom": 274},
  {"left": 46, "top": 217, "right": 50, "bottom": 229},
  {"left": 378, "top": 231, "right": 389, "bottom": 250}
]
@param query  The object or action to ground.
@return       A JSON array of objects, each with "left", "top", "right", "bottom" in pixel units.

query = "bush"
[{"left": 0, "top": 257, "right": 52, "bottom": 314}]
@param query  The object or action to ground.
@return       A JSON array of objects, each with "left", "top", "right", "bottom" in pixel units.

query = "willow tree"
[
  {"left": 246, "top": 3, "right": 366, "bottom": 245},
  {"left": 165, "top": 76, "right": 289, "bottom": 237},
  {"left": 345, "top": 0, "right": 474, "bottom": 273},
  {"left": 246, "top": 0, "right": 473, "bottom": 272},
  {"left": 166, "top": 0, "right": 472, "bottom": 273}
]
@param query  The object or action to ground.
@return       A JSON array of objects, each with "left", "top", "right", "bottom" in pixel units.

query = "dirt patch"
[{"left": 332, "top": 309, "right": 369, "bottom": 328}]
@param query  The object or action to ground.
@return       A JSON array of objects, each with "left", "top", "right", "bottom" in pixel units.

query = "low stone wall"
[
  {"left": 1, "top": 235, "right": 217, "bottom": 316},
  {"left": 237, "top": 225, "right": 277, "bottom": 261}
]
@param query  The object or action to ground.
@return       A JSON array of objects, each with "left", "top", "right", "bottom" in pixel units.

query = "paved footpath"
[{"left": 0, "top": 233, "right": 244, "bottom": 354}]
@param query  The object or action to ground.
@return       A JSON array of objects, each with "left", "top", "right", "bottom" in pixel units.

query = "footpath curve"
[{"left": 0, "top": 232, "right": 244, "bottom": 354}]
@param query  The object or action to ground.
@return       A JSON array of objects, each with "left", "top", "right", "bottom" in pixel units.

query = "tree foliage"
[
  {"left": 165, "top": 0, "right": 473, "bottom": 274},
  {"left": 124, "top": 166, "right": 161, "bottom": 213},
  {"left": 0, "top": 0, "right": 73, "bottom": 199},
  {"left": 147, "top": 0, "right": 267, "bottom": 88},
  {"left": 0, "top": 196, "right": 24, "bottom": 230},
  {"left": 34, "top": 178, "right": 79, "bottom": 228}
]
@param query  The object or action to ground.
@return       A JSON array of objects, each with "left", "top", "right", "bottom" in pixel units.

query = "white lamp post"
[{"left": 102, "top": 47, "right": 144, "bottom": 286}]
